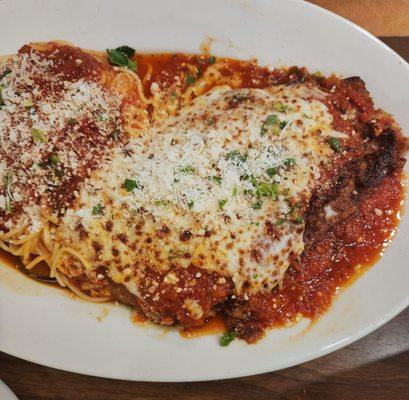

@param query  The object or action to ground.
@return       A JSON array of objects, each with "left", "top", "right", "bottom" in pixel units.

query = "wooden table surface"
[{"left": 0, "top": 36, "right": 408, "bottom": 400}]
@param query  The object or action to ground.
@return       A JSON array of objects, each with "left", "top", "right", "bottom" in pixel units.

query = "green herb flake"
[
  {"left": 294, "top": 216, "right": 303, "bottom": 224},
  {"left": 123, "top": 178, "right": 141, "bottom": 192},
  {"left": 232, "top": 186, "right": 238, "bottom": 196},
  {"left": 92, "top": 204, "right": 104, "bottom": 215},
  {"left": 49, "top": 154, "right": 60, "bottom": 165},
  {"left": 273, "top": 102, "right": 287, "bottom": 112},
  {"left": 97, "top": 113, "right": 109, "bottom": 122},
  {"left": 209, "top": 175, "right": 222, "bottom": 185},
  {"left": 67, "top": 118, "right": 78, "bottom": 126},
  {"left": 284, "top": 158, "right": 296, "bottom": 168},
  {"left": 328, "top": 137, "right": 341, "bottom": 153},
  {"left": 218, "top": 199, "right": 228, "bottom": 211},
  {"left": 168, "top": 249, "right": 184, "bottom": 260},
  {"left": 185, "top": 73, "right": 196, "bottom": 85},
  {"left": 225, "top": 150, "right": 247, "bottom": 164},
  {"left": 31, "top": 128, "right": 47, "bottom": 144},
  {"left": 206, "top": 117, "right": 215, "bottom": 125},
  {"left": 252, "top": 200, "right": 263, "bottom": 210},
  {"left": 114, "top": 45, "right": 135, "bottom": 57},
  {"left": 254, "top": 181, "right": 279, "bottom": 199},
  {"left": 280, "top": 120, "right": 288, "bottom": 130},
  {"left": 266, "top": 167, "right": 278, "bottom": 177},
  {"left": 0, "top": 68, "right": 11, "bottom": 79},
  {"left": 260, "top": 114, "right": 278, "bottom": 136},
  {"left": 154, "top": 199, "right": 170, "bottom": 206},
  {"left": 253, "top": 273, "right": 259, "bottom": 279},
  {"left": 106, "top": 48, "right": 137, "bottom": 72},
  {"left": 220, "top": 331, "right": 237, "bottom": 347},
  {"left": 179, "top": 165, "right": 196, "bottom": 174},
  {"left": 187, "top": 200, "right": 194, "bottom": 209},
  {"left": 0, "top": 89, "right": 4, "bottom": 108},
  {"left": 54, "top": 168, "right": 64, "bottom": 178},
  {"left": 275, "top": 218, "right": 285, "bottom": 226},
  {"left": 208, "top": 56, "right": 216, "bottom": 65}
]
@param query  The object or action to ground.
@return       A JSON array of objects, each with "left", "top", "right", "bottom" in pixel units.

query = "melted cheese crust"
[{"left": 58, "top": 84, "right": 341, "bottom": 294}]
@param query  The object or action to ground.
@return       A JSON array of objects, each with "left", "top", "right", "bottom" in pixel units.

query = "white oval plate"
[
  {"left": 0, "top": 0, "right": 408, "bottom": 382},
  {"left": 0, "top": 381, "right": 18, "bottom": 400}
]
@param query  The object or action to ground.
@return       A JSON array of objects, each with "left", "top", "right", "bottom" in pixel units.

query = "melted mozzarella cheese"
[{"left": 59, "top": 84, "right": 339, "bottom": 294}]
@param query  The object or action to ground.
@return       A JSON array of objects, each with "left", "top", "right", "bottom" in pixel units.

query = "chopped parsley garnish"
[
  {"left": 106, "top": 47, "right": 137, "bottom": 72},
  {"left": 179, "top": 165, "right": 196, "bottom": 174},
  {"left": 218, "top": 199, "right": 228, "bottom": 210},
  {"left": 252, "top": 200, "right": 263, "bottom": 210},
  {"left": 208, "top": 56, "right": 216, "bottom": 64},
  {"left": 328, "top": 137, "right": 341, "bottom": 152},
  {"left": 97, "top": 113, "right": 109, "bottom": 122},
  {"left": 253, "top": 273, "right": 259, "bottom": 279},
  {"left": 206, "top": 117, "right": 215, "bottom": 125},
  {"left": 280, "top": 120, "right": 288, "bottom": 130},
  {"left": 266, "top": 167, "right": 278, "bottom": 177},
  {"left": 260, "top": 114, "right": 287, "bottom": 136},
  {"left": 54, "top": 168, "right": 64, "bottom": 178},
  {"left": 275, "top": 218, "right": 285, "bottom": 226},
  {"left": 273, "top": 102, "right": 288, "bottom": 112},
  {"left": 31, "top": 128, "right": 47, "bottom": 144},
  {"left": 220, "top": 331, "right": 237, "bottom": 346},
  {"left": 253, "top": 180, "right": 279, "bottom": 199},
  {"left": 114, "top": 45, "right": 135, "bottom": 57},
  {"left": 0, "top": 87, "right": 4, "bottom": 108},
  {"left": 287, "top": 201, "right": 300, "bottom": 216},
  {"left": 92, "top": 204, "right": 104, "bottom": 215},
  {"left": 284, "top": 158, "right": 296, "bottom": 167},
  {"left": 67, "top": 118, "right": 77, "bottom": 126},
  {"left": 232, "top": 186, "right": 238, "bottom": 196},
  {"left": 154, "top": 199, "right": 170, "bottom": 206},
  {"left": 260, "top": 115, "right": 277, "bottom": 136},
  {"left": 185, "top": 73, "right": 196, "bottom": 85},
  {"left": 49, "top": 154, "right": 60, "bottom": 165},
  {"left": 225, "top": 150, "right": 247, "bottom": 164},
  {"left": 294, "top": 216, "right": 303, "bottom": 224},
  {"left": 123, "top": 178, "right": 141, "bottom": 192},
  {"left": 209, "top": 175, "right": 222, "bottom": 185},
  {"left": 0, "top": 68, "right": 11, "bottom": 79},
  {"left": 3, "top": 171, "right": 13, "bottom": 214},
  {"left": 168, "top": 249, "right": 184, "bottom": 260},
  {"left": 187, "top": 200, "right": 194, "bottom": 209}
]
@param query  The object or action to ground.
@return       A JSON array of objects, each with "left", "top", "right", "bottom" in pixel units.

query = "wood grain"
[
  {"left": 0, "top": 37, "right": 408, "bottom": 400},
  {"left": 308, "top": 0, "right": 409, "bottom": 36}
]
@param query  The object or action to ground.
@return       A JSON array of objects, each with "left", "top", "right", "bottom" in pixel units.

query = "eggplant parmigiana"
[{"left": 0, "top": 42, "right": 407, "bottom": 343}]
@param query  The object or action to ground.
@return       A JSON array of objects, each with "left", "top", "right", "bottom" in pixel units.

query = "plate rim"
[{"left": 0, "top": 0, "right": 408, "bottom": 382}]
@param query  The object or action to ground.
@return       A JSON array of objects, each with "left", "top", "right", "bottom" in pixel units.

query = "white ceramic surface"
[
  {"left": 0, "top": 381, "right": 18, "bottom": 400},
  {"left": 0, "top": 0, "right": 408, "bottom": 382}
]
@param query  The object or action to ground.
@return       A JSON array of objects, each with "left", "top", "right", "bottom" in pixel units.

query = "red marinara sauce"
[
  {"left": 0, "top": 51, "right": 405, "bottom": 341},
  {"left": 134, "top": 53, "right": 406, "bottom": 340},
  {"left": 240, "top": 172, "right": 404, "bottom": 332}
]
